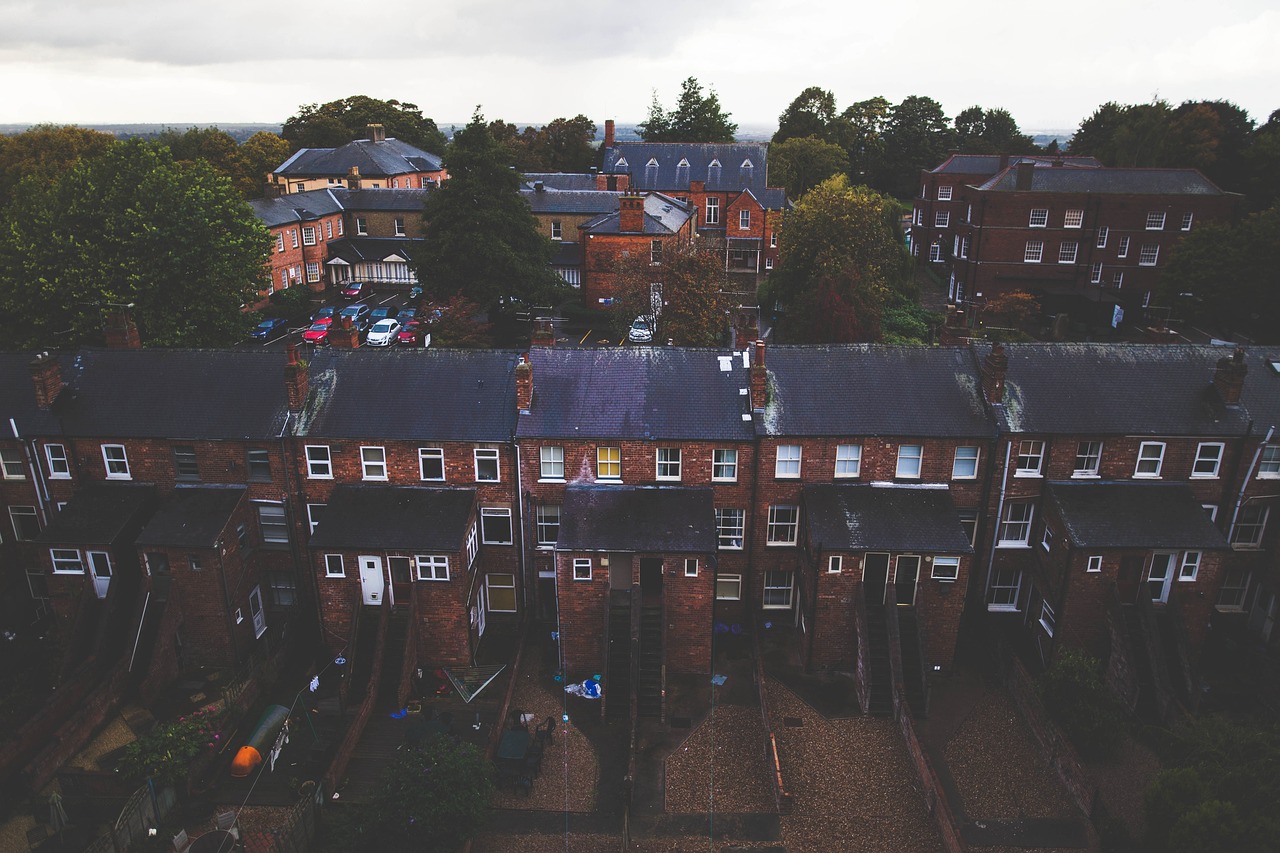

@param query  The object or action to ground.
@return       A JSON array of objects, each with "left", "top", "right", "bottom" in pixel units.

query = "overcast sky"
[{"left": 2, "top": 0, "right": 1277, "bottom": 133}]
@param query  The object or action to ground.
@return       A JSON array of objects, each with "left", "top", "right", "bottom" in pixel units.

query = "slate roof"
[
  {"left": 978, "top": 166, "right": 1225, "bottom": 195},
  {"left": 758, "top": 346, "right": 991, "bottom": 438},
  {"left": 930, "top": 154, "right": 1102, "bottom": 176},
  {"left": 275, "top": 138, "right": 443, "bottom": 178},
  {"left": 517, "top": 348, "right": 756, "bottom": 441},
  {"left": 249, "top": 190, "right": 345, "bottom": 228},
  {"left": 521, "top": 187, "right": 621, "bottom": 215},
  {"left": 307, "top": 486, "right": 475, "bottom": 550},
  {"left": 986, "top": 343, "right": 1251, "bottom": 436},
  {"left": 550, "top": 241, "right": 581, "bottom": 266},
  {"left": 326, "top": 237, "right": 420, "bottom": 265},
  {"left": 1240, "top": 350, "right": 1280, "bottom": 434},
  {"left": 523, "top": 173, "right": 601, "bottom": 192},
  {"left": 297, "top": 348, "right": 518, "bottom": 441},
  {"left": 49, "top": 350, "right": 291, "bottom": 440},
  {"left": 135, "top": 487, "right": 247, "bottom": 548},
  {"left": 37, "top": 484, "right": 157, "bottom": 545},
  {"left": 603, "top": 143, "right": 773, "bottom": 195},
  {"left": 1045, "top": 481, "right": 1229, "bottom": 549},
  {"left": 334, "top": 188, "right": 431, "bottom": 212},
  {"left": 557, "top": 485, "right": 716, "bottom": 552},
  {"left": 581, "top": 194, "right": 694, "bottom": 235},
  {"left": 803, "top": 484, "right": 974, "bottom": 553}
]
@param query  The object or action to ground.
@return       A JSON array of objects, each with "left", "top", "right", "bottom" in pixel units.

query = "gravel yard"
[
  {"left": 942, "top": 690, "right": 1077, "bottom": 821},
  {"left": 767, "top": 679, "right": 946, "bottom": 853},
  {"left": 664, "top": 704, "right": 774, "bottom": 813}
]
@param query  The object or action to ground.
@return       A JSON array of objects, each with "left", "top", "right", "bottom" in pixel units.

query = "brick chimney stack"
[
  {"left": 263, "top": 179, "right": 283, "bottom": 199},
  {"left": 604, "top": 119, "right": 615, "bottom": 149},
  {"left": 346, "top": 166, "right": 362, "bottom": 191},
  {"left": 285, "top": 342, "right": 309, "bottom": 412},
  {"left": 750, "top": 340, "right": 768, "bottom": 412},
  {"left": 104, "top": 307, "right": 141, "bottom": 350},
  {"left": 1214, "top": 347, "right": 1248, "bottom": 404},
  {"left": 619, "top": 193, "right": 645, "bottom": 233},
  {"left": 367, "top": 123, "right": 386, "bottom": 143},
  {"left": 1015, "top": 161, "right": 1034, "bottom": 191},
  {"left": 515, "top": 355, "right": 533, "bottom": 414},
  {"left": 981, "top": 343, "right": 1008, "bottom": 404},
  {"left": 29, "top": 352, "right": 63, "bottom": 409},
  {"left": 330, "top": 315, "right": 360, "bottom": 349}
]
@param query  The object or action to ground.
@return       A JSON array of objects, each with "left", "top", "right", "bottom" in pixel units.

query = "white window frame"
[
  {"left": 1138, "top": 244, "right": 1159, "bottom": 266},
  {"left": 361, "top": 446, "right": 387, "bottom": 480},
  {"left": 895, "top": 444, "right": 923, "bottom": 479},
  {"left": 1086, "top": 555, "right": 1103, "bottom": 573},
  {"left": 551, "top": 220, "right": 562, "bottom": 241},
  {"left": 474, "top": 447, "right": 500, "bottom": 482},
  {"left": 716, "top": 573, "right": 742, "bottom": 600},
  {"left": 716, "top": 508, "right": 745, "bottom": 550},
  {"left": 597, "top": 446, "right": 621, "bottom": 480},
  {"left": 1063, "top": 209, "right": 1084, "bottom": 229},
  {"left": 1039, "top": 600, "right": 1056, "bottom": 637},
  {"left": 1233, "top": 505, "right": 1269, "bottom": 549},
  {"left": 1024, "top": 241, "right": 1044, "bottom": 263},
  {"left": 952, "top": 446, "right": 979, "bottom": 480},
  {"left": 705, "top": 197, "right": 719, "bottom": 225},
  {"left": 656, "top": 447, "right": 682, "bottom": 481},
  {"left": 1073, "top": 441, "right": 1102, "bottom": 476},
  {"left": 45, "top": 443, "right": 70, "bottom": 479},
  {"left": 762, "top": 570, "right": 794, "bottom": 609},
  {"left": 1090, "top": 262, "right": 1103, "bottom": 284},
  {"left": 1259, "top": 446, "right": 1280, "bottom": 478},
  {"left": 828, "top": 555, "right": 843, "bottom": 574},
  {"left": 1192, "top": 442, "right": 1224, "bottom": 478},
  {"left": 739, "top": 209, "right": 751, "bottom": 230},
  {"left": 325, "top": 554, "right": 345, "bottom": 577},
  {"left": 1135, "top": 442, "right": 1165, "bottom": 478},
  {"left": 0, "top": 448, "right": 24, "bottom": 479},
  {"left": 1178, "top": 551, "right": 1200, "bottom": 582},
  {"left": 937, "top": 185, "right": 953, "bottom": 201},
  {"left": 929, "top": 242, "right": 943, "bottom": 263},
  {"left": 1112, "top": 271, "right": 1124, "bottom": 289},
  {"left": 536, "top": 505, "right": 560, "bottom": 547},
  {"left": 479, "top": 507, "right": 513, "bottom": 545},
  {"left": 770, "top": 231, "right": 778, "bottom": 248},
  {"left": 1096, "top": 226, "right": 1109, "bottom": 248},
  {"left": 355, "top": 216, "right": 367, "bottom": 236},
  {"left": 573, "top": 558, "right": 592, "bottom": 581},
  {"left": 418, "top": 447, "right": 445, "bottom": 481},
  {"left": 539, "top": 446, "right": 565, "bottom": 481},
  {"left": 51, "top": 548, "right": 84, "bottom": 574},
  {"left": 102, "top": 444, "right": 130, "bottom": 479},
  {"left": 1117, "top": 236, "right": 1130, "bottom": 258},
  {"left": 1042, "top": 524, "right": 1054, "bottom": 552},
  {"left": 275, "top": 232, "right": 284, "bottom": 253},
  {"left": 934, "top": 211, "right": 950, "bottom": 228},
  {"left": 775, "top": 444, "right": 801, "bottom": 478},
  {"left": 931, "top": 556, "right": 960, "bottom": 581},
  {"left": 1216, "top": 568, "right": 1250, "bottom": 610},
  {"left": 684, "top": 558, "right": 698, "bottom": 578},
  {"left": 1015, "top": 440, "right": 1044, "bottom": 477},
  {"left": 835, "top": 444, "right": 862, "bottom": 478},
  {"left": 302, "top": 226, "right": 316, "bottom": 246},
  {"left": 306, "top": 445, "right": 332, "bottom": 479},
  {"left": 998, "top": 502, "right": 1034, "bottom": 546},
  {"left": 712, "top": 448, "right": 738, "bottom": 482},
  {"left": 1028, "top": 208, "right": 1048, "bottom": 228},
  {"left": 1203, "top": 504, "right": 1218, "bottom": 522},
  {"left": 1145, "top": 211, "right": 1166, "bottom": 230},
  {"left": 988, "top": 568, "right": 1021, "bottom": 611},
  {"left": 306, "top": 503, "right": 325, "bottom": 534},
  {"left": 258, "top": 503, "right": 289, "bottom": 544},
  {"left": 394, "top": 217, "right": 406, "bottom": 237},
  {"left": 1180, "top": 212, "right": 1194, "bottom": 231},
  {"left": 1058, "top": 241, "right": 1078, "bottom": 264},
  {"left": 415, "top": 555, "right": 449, "bottom": 581},
  {"left": 290, "top": 229, "right": 298, "bottom": 249},
  {"left": 9, "top": 505, "right": 39, "bottom": 541},
  {"left": 767, "top": 505, "right": 799, "bottom": 546},
  {"left": 487, "top": 573, "right": 517, "bottom": 611}
]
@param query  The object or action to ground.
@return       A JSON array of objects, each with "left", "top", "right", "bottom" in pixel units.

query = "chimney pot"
[
  {"left": 30, "top": 351, "right": 64, "bottom": 409},
  {"left": 981, "top": 343, "right": 1008, "bottom": 404},
  {"left": 515, "top": 355, "right": 533, "bottom": 413},
  {"left": 367, "top": 124, "right": 386, "bottom": 143},
  {"left": 1214, "top": 347, "right": 1248, "bottom": 404},
  {"left": 750, "top": 341, "right": 768, "bottom": 411},
  {"left": 104, "top": 307, "right": 142, "bottom": 350},
  {"left": 284, "top": 341, "right": 309, "bottom": 411},
  {"left": 604, "top": 119, "right": 615, "bottom": 150}
]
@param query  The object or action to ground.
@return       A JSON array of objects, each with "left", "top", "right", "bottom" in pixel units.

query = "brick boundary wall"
[
  {"left": 750, "top": 614, "right": 794, "bottom": 815},
  {"left": 22, "top": 659, "right": 133, "bottom": 793},
  {"left": 1007, "top": 657, "right": 1099, "bottom": 818},
  {"left": 323, "top": 602, "right": 390, "bottom": 793}
]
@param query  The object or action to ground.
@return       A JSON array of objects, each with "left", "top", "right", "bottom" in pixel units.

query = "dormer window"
[
  {"left": 614, "top": 157, "right": 628, "bottom": 169},
  {"left": 677, "top": 158, "right": 690, "bottom": 168},
  {"left": 708, "top": 159, "right": 721, "bottom": 183}
]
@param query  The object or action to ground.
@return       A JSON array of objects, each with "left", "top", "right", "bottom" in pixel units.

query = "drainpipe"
[
  {"left": 1229, "top": 425, "right": 1275, "bottom": 543},
  {"left": 12, "top": 418, "right": 50, "bottom": 526},
  {"left": 986, "top": 440, "right": 1014, "bottom": 604}
]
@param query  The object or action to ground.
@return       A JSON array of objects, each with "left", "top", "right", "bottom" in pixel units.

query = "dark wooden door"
[{"left": 863, "top": 553, "right": 890, "bottom": 605}]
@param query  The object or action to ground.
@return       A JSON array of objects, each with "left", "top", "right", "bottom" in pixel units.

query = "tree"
[
  {"left": 410, "top": 112, "right": 564, "bottom": 308},
  {"left": 880, "top": 96, "right": 957, "bottom": 197},
  {"left": 612, "top": 239, "right": 729, "bottom": 346},
  {"left": 774, "top": 86, "right": 839, "bottom": 144},
  {"left": 0, "top": 124, "right": 115, "bottom": 207},
  {"left": 0, "top": 139, "right": 269, "bottom": 348},
  {"left": 769, "top": 136, "right": 848, "bottom": 199},
  {"left": 283, "top": 96, "right": 447, "bottom": 154},
  {"left": 1035, "top": 649, "right": 1124, "bottom": 760},
  {"left": 428, "top": 294, "right": 492, "bottom": 347},
  {"left": 954, "top": 106, "right": 1037, "bottom": 154},
  {"left": 639, "top": 78, "right": 737, "bottom": 143},
  {"left": 528, "top": 115, "right": 597, "bottom": 173},
  {"left": 1244, "top": 109, "right": 1280, "bottom": 211},
  {"left": 838, "top": 97, "right": 892, "bottom": 187},
  {"left": 239, "top": 132, "right": 292, "bottom": 197},
  {"left": 765, "top": 174, "right": 911, "bottom": 342}
]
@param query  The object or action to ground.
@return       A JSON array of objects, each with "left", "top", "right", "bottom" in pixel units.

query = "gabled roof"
[
  {"left": 977, "top": 166, "right": 1226, "bottom": 195},
  {"left": 523, "top": 173, "right": 601, "bottom": 192},
  {"left": 804, "top": 484, "right": 974, "bottom": 553},
  {"left": 307, "top": 485, "right": 475, "bottom": 550},
  {"left": 580, "top": 193, "right": 694, "bottom": 235},
  {"left": 517, "top": 348, "right": 756, "bottom": 441},
  {"left": 325, "top": 237, "right": 420, "bottom": 265},
  {"left": 520, "top": 187, "right": 621, "bottom": 215},
  {"left": 557, "top": 485, "right": 715, "bottom": 552},
  {"left": 985, "top": 343, "right": 1251, "bottom": 436},
  {"left": 249, "top": 190, "right": 345, "bottom": 228},
  {"left": 135, "top": 487, "right": 247, "bottom": 549},
  {"left": 275, "top": 138, "right": 443, "bottom": 179},
  {"left": 50, "top": 350, "right": 291, "bottom": 440},
  {"left": 37, "top": 484, "right": 157, "bottom": 546},
  {"left": 296, "top": 349, "right": 518, "bottom": 441},
  {"left": 1240, "top": 350, "right": 1280, "bottom": 433},
  {"left": 334, "top": 188, "right": 431, "bottom": 212},
  {"left": 759, "top": 346, "right": 991, "bottom": 438},
  {"left": 930, "top": 154, "right": 1102, "bottom": 176},
  {"left": 1045, "top": 481, "right": 1228, "bottom": 549},
  {"left": 603, "top": 142, "right": 772, "bottom": 194}
]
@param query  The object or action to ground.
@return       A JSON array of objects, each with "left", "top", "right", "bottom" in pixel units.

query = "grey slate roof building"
[
  {"left": 580, "top": 193, "right": 694, "bottom": 235},
  {"left": 1045, "top": 481, "right": 1229, "bottom": 549},
  {"left": 523, "top": 174, "right": 602, "bottom": 192},
  {"left": 308, "top": 486, "right": 475, "bottom": 550},
  {"left": 757, "top": 346, "right": 991, "bottom": 438},
  {"left": 275, "top": 138, "right": 443, "bottom": 181},
  {"left": 557, "top": 485, "right": 716, "bottom": 553},
  {"left": 325, "top": 237, "right": 419, "bottom": 267},
  {"left": 603, "top": 142, "right": 776, "bottom": 198},
  {"left": 983, "top": 343, "right": 1252, "bottom": 436},
  {"left": 37, "top": 484, "right": 158, "bottom": 545},
  {"left": 978, "top": 166, "right": 1227, "bottom": 196},
  {"left": 803, "top": 484, "right": 974, "bottom": 553},
  {"left": 135, "top": 487, "right": 247, "bottom": 549},
  {"left": 929, "top": 154, "right": 1103, "bottom": 176},
  {"left": 248, "top": 190, "right": 346, "bottom": 228},
  {"left": 521, "top": 187, "right": 621, "bottom": 215},
  {"left": 517, "top": 348, "right": 756, "bottom": 442}
]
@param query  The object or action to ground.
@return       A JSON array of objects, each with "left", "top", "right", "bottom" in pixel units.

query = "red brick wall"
[{"left": 556, "top": 550, "right": 608, "bottom": 678}]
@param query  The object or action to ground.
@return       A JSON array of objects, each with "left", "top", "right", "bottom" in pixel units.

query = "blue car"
[{"left": 251, "top": 317, "right": 290, "bottom": 340}]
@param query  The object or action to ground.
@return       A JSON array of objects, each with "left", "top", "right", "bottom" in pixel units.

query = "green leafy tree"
[
  {"left": 1035, "top": 649, "right": 1124, "bottom": 760},
  {"left": 410, "top": 112, "right": 564, "bottom": 308},
  {"left": 612, "top": 238, "right": 729, "bottom": 346},
  {"left": 372, "top": 736, "right": 493, "bottom": 851},
  {"left": 880, "top": 96, "right": 957, "bottom": 197},
  {"left": 954, "top": 106, "right": 1037, "bottom": 154},
  {"left": 1244, "top": 109, "right": 1280, "bottom": 211},
  {"left": 838, "top": 96, "right": 892, "bottom": 187},
  {"left": 774, "top": 86, "right": 840, "bottom": 144},
  {"left": 528, "top": 115, "right": 597, "bottom": 173},
  {"left": 639, "top": 77, "right": 737, "bottom": 143},
  {"left": 239, "top": 132, "right": 292, "bottom": 197},
  {"left": 283, "top": 96, "right": 447, "bottom": 154},
  {"left": 765, "top": 174, "right": 910, "bottom": 342},
  {"left": 0, "top": 124, "right": 115, "bottom": 207},
  {"left": 428, "top": 294, "right": 493, "bottom": 347},
  {"left": 0, "top": 139, "right": 269, "bottom": 348},
  {"left": 118, "top": 706, "right": 227, "bottom": 787},
  {"left": 769, "top": 136, "right": 848, "bottom": 199}
]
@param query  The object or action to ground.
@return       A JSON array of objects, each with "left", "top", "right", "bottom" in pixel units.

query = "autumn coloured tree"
[
  {"left": 0, "top": 124, "right": 115, "bottom": 206},
  {"left": 611, "top": 239, "right": 729, "bottom": 346}
]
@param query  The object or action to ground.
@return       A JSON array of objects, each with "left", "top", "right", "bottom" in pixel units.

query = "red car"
[
  {"left": 341, "top": 281, "right": 369, "bottom": 300},
  {"left": 302, "top": 316, "right": 333, "bottom": 345},
  {"left": 397, "top": 320, "right": 428, "bottom": 346}
]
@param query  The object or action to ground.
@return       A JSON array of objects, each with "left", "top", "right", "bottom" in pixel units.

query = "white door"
[
  {"left": 359, "top": 556, "right": 384, "bottom": 605},
  {"left": 248, "top": 585, "right": 267, "bottom": 638},
  {"left": 1148, "top": 552, "right": 1175, "bottom": 604},
  {"left": 87, "top": 551, "right": 112, "bottom": 599}
]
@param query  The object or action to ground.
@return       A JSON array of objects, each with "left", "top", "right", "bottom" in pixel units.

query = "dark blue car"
[{"left": 250, "top": 317, "right": 290, "bottom": 340}]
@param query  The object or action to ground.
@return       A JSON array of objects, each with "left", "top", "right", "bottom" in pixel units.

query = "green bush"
[
  {"left": 117, "top": 705, "right": 228, "bottom": 786},
  {"left": 1036, "top": 649, "right": 1125, "bottom": 760}
]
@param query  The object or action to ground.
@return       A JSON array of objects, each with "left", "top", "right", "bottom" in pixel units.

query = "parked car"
[
  {"left": 366, "top": 318, "right": 402, "bottom": 347},
  {"left": 408, "top": 285, "right": 423, "bottom": 302},
  {"left": 312, "top": 305, "right": 335, "bottom": 323},
  {"left": 302, "top": 317, "right": 333, "bottom": 345},
  {"left": 396, "top": 307, "right": 420, "bottom": 324},
  {"left": 369, "top": 303, "right": 400, "bottom": 323},
  {"left": 341, "top": 281, "right": 369, "bottom": 300},
  {"left": 250, "top": 317, "right": 290, "bottom": 341},
  {"left": 339, "top": 303, "right": 372, "bottom": 330},
  {"left": 627, "top": 316, "right": 654, "bottom": 343},
  {"left": 397, "top": 320, "right": 427, "bottom": 345}
]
